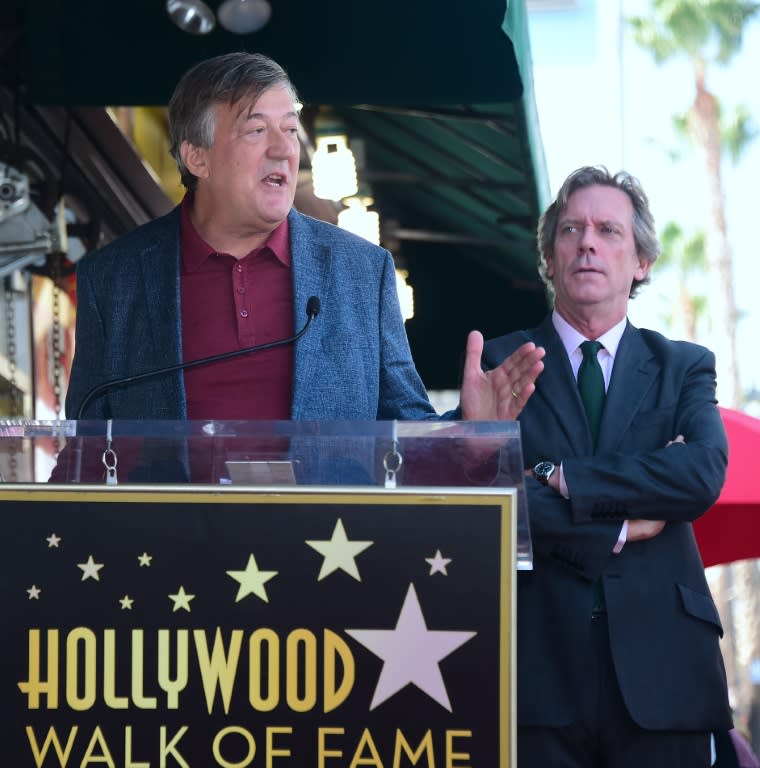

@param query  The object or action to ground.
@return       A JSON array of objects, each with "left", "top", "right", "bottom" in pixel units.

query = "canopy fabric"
[{"left": 693, "top": 407, "right": 760, "bottom": 568}]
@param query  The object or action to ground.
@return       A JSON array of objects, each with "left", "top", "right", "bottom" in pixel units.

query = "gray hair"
[
  {"left": 537, "top": 165, "right": 660, "bottom": 298},
  {"left": 168, "top": 52, "right": 300, "bottom": 191}
]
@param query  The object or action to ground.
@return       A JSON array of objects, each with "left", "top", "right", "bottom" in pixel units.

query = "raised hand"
[{"left": 460, "top": 331, "right": 545, "bottom": 421}]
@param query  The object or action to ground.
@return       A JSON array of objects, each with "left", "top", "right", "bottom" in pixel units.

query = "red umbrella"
[{"left": 693, "top": 407, "right": 760, "bottom": 568}]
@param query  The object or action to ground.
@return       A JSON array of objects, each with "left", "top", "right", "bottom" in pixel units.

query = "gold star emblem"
[
  {"left": 77, "top": 555, "right": 104, "bottom": 581},
  {"left": 119, "top": 595, "right": 134, "bottom": 610},
  {"left": 306, "top": 518, "right": 373, "bottom": 581},
  {"left": 226, "top": 554, "right": 278, "bottom": 603},
  {"left": 169, "top": 586, "right": 195, "bottom": 612}
]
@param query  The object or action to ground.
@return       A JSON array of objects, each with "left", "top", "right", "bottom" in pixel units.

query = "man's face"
[
  {"left": 193, "top": 85, "right": 301, "bottom": 235},
  {"left": 546, "top": 184, "right": 651, "bottom": 324}
]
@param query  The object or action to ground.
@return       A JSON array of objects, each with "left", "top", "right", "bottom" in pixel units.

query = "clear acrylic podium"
[{"left": 1, "top": 419, "right": 529, "bottom": 767}]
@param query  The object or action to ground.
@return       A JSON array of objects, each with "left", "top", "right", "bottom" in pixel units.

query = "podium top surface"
[{"left": 0, "top": 419, "right": 532, "bottom": 568}]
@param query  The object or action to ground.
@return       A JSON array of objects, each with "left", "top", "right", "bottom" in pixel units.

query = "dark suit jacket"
[
  {"left": 482, "top": 316, "right": 732, "bottom": 731},
  {"left": 65, "top": 207, "right": 436, "bottom": 421}
]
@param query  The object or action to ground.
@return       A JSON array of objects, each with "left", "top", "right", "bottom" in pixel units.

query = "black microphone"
[{"left": 75, "top": 296, "right": 321, "bottom": 419}]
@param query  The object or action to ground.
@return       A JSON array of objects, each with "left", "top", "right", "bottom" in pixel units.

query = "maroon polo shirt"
[{"left": 179, "top": 196, "right": 294, "bottom": 420}]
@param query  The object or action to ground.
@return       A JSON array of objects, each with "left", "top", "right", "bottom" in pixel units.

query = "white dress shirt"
[{"left": 551, "top": 311, "right": 629, "bottom": 553}]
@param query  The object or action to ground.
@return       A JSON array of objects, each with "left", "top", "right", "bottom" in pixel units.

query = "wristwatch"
[{"left": 533, "top": 461, "right": 556, "bottom": 485}]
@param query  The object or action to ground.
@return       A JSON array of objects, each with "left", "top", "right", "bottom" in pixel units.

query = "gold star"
[
  {"left": 119, "top": 595, "right": 134, "bottom": 610},
  {"left": 77, "top": 555, "right": 104, "bottom": 581},
  {"left": 46, "top": 533, "right": 61, "bottom": 548},
  {"left": 169, "top": 586, "right": 195, "bottom": 612},
  {"left": 27, "top": 585, "right": 41, "bottom": 600},
  {"left": 137, "top": 552, "right": 153, "bottom": 567},
  {"left": 306, "top": 518, "right": 373, "bottom": 581},
  {"left": 226, "top": 554, "right": 278, "bottom": 603}
]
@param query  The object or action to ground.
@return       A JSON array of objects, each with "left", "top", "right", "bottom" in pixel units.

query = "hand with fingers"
[{"left": 459, "top": 331, "right": 546, "bottom": 421}]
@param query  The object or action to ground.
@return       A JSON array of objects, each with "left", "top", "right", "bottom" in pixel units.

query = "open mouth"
[{"left": 264, "top": 173, "right": 286, "bottom": 187}]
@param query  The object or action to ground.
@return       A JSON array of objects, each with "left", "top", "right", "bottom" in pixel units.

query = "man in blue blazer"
[
  {"left": 65, "top": 52, "right": 544, "bottom": 424},
  {"left": 479, "top": 166, "right": 732, "bottom": 767},
  {"left": 66, "top": 205, "right": 439, "bottom": 421}
]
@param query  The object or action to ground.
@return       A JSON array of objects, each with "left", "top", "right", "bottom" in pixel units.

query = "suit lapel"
[
  {"left": 288, "top": 210, "right": 330, "bottom": 418},
  {"left": 135, "top": 208, "right": 185, "bottom": 418},
  {"left": 139, "top": 209, "right": 183, "bottom": 369},
  {"left": 597, "top": 322, "right": 657, "bottom": 453},
  {"left": 529, "top": 317, "right": 594, "bottom": 453}
]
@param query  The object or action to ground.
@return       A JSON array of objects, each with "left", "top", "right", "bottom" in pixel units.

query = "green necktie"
[
  {"left": 579, "top": 340, "right": 607, "bottom": 614},
  {"left": 578, "top": 340, "right": 605, "bottom": 447}
]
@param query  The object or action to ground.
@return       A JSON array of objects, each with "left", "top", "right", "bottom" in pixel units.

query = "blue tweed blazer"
[{"left": 65, "top": 207, "right": 436, "bottom": 421}]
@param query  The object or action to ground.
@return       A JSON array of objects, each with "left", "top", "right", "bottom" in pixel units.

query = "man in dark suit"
[
  {"left": 64, "top": 51, "right": 543, "bottom": 426},
  {"left": 479, "top": 166, "right": 732, "bottom": 767}
]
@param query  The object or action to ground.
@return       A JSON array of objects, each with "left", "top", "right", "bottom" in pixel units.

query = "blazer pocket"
[
  {"left": 677, "top": 582, "right": 724, "bottom": 636},
  {"left": 622, "top": 407, "right": 676, "bottom": 448}
]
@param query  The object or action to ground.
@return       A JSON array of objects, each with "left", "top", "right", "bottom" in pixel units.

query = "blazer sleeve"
[
  {"left": 375, "top": 249, "right": 437, "bottom": 420},
  {"left": 563, "top": 344, "right": 728, "bottom": 525}
]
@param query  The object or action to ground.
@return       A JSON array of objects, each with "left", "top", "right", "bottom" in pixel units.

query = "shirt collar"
[
  {"left": 551, "top": 310, "right": 627, "bottom": 362},
  {"left": 180, "top": 193, "right": 291, "bottom": 271}
]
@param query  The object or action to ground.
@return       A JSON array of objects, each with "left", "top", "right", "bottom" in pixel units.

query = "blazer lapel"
[
  {"left": 597, "top": 322, "right": 657, "bottom": 453},
  {"left": 530, "top": 317, "right": 594, "bottom": 453},
  {"left": 139, "top": 208, "right": 183, "bottom": 369},
  {"left": 288, "top": 210, "right": 331, "bottom": 418},
  {"left": 136, "top": 208, "right": 185, "bottom": 418}
]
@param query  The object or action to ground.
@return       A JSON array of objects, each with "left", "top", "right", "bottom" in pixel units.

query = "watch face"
[{"left": 534, "top": 461, "right": 555, "bottom": 483}]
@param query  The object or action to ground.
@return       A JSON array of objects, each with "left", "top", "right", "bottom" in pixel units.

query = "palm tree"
[
  {"left": 657, "top": 221, "right": 707, "bottom": 341},
  {"left": 629, "top": 0, "right": 760, "bottom": 409},
  {"left": 629, "top": 2, "right": 760, "bottom": 743}
]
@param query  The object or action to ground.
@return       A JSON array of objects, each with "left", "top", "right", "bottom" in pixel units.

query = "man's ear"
[
  {"left": 634, "top": 254, "right": 651, "bottom": 282},
  {"left": 181, "top": 141, "right": 209, "bottom": 179},
  {"left": 545, "top": 254, "right": 554, "bottom": 280}
]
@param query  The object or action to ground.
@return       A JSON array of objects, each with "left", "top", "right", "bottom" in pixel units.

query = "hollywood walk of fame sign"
[{"left": 1, "top": 486, "right": 518, "bottom": 767}]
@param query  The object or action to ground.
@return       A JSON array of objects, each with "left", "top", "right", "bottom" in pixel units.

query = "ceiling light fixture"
[
  {"left": 338, "top": 196, "right": 380, "bottom": 245},
  {"left": 217, "top": 0, "right": 272, "bottom": 34},
  {"left": 311, "top": 135, "right": 358, "bottom": 201},
  {"left": 166, "top": 0, "right": 216, "bottom": 34}
]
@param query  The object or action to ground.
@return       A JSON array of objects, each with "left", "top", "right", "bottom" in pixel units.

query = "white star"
[
  {"left": 77, "top": 555, "right": 104, "bottom": 581},
  {"left": 226, "top": 554, "right": 278, "bottom": 603},
  {"left": 137, "top": 552, "right": 153, "bottom": 567},
  {"left": 169, "top": 586, "right": 195, "bottom": 612},
  {"left": 119, "top": 595, "right": 134, "bottom": 610},
  {"left": 306, "top": 518, "right": 373, "bottom": 581},
  {"left": 46, "top": 533, "right": 61, "bottom": 548},
  {"left": 425, "top": 549, "right": 452, "bottom": 576},
  {"left": 346, "top": 583, "right": 476, "bottom": 711},
  {"left": 27, "top": 585, "right": 41, "bottom": 600}
]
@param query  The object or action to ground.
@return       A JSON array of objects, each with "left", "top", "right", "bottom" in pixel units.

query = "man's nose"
[
  {"left": 268, "top": 132, "right": 297, "bottom": 158},
  {"left": 578, "top": 224, "right": 596, "bottom": 251}
]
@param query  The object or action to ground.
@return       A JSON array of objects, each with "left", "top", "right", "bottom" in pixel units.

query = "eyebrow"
[
  {"left": 559, "top": 217, "right": 624, "bottom": 229},
  {"left": 244, "top": 108, "right": 300, "bottom": 121}
]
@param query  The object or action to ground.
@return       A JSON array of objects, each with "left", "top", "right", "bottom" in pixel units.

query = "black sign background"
[{"left": 1, "top": 488, "right": 515, "bottom": 767}]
